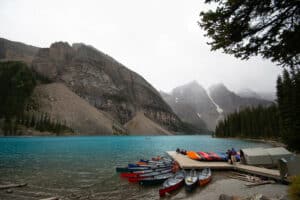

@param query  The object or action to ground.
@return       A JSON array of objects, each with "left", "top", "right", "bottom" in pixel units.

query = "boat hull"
[
  {"left": 199, "top": 177, "right": 212, "bottom": 186},
  {"left": 185, "top": 181, "right": 198, "bottom": 192},
  {"left": 184, "top": 169, "right": 198, "bottom": 192},
  {"left": 198, "top": 168, "right": 212, "bottom": 187},
  {"left": 139, "top": 173, "right": 174, "bottom": 186}
]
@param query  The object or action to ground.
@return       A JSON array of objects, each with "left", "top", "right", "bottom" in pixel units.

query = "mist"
[{"left": 0, "top": 0, "right": 282, "bottom": 94}]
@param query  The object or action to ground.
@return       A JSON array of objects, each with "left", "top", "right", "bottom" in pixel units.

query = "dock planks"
[
  {"left": 166, "top": 151, "right": 281, "bottom": 180},
  {"left": 234, "top": 163, "right": 280, "bottom": 180}
]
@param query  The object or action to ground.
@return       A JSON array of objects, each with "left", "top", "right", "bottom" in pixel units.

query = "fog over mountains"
[
  {"left": 161, "top": 81, "right": 273, "bottom": 131},
  {"left": 0, "top": 37, "right": 192, "bottom": 135},
  {"left": 0, "top": 37, "right": 275, "bottom": 135}
]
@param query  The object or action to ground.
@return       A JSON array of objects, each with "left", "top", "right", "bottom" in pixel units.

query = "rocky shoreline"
[
  {"left": 0, "top": 172, "right": 288, "bottom": 200},
  {"left": 215, "top": 136, "right": 287, "bottom": 148},
  {"left": 157, "top": 171, "right": 288, "bottom": 200}
]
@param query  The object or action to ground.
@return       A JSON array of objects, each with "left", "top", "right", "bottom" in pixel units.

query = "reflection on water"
[{"left": 0, "top": 135, "right": 272, "bottom": 199}]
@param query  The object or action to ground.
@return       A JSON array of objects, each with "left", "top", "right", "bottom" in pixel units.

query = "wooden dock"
[{"left": 166, "top": 151, "right": 281, "bottom": 180}]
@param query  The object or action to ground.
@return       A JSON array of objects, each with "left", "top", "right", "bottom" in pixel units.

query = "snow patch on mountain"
[
  {"left": 197, "top": 113, "right": 202, "bottom": 118},
  {"left": 207, "top": 91, "right": 223, "bottom": 114}
]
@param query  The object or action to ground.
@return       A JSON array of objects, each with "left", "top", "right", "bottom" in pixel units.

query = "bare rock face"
[
  {"left": 209, "top": 83, "right": 272, "bottom": 115},
  {"left": 161, "top": 81, "right": 218, "bottom": 131},
  {"left": 31, "top": 83, "right": 126, "bottom": 135},
  {"left": 124, "top": 112, "right": 172, "bottom": 135},
  {"left": 31, "top": 42, "right": 182, "bottom": 131},
  {"left": 162, "top": 82, "right": 273, "bottom": 131},
  {"left": 0, "top": 38, "right": 39, "bottom": 65}
]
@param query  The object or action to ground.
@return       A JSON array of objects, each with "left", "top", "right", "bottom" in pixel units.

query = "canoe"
[
  {"left": 116, "top": 166, "right": 151, "bottom": 173},
  {"left": 136, "top": 161, "right": 148, "bottom": 165},
  {"left": 117, "top": 162, "right": 173, "bottom": 173},
  {"left": 198, "top": 152, "right": 214, "bottom": 161},
  {"left": 214, "top": 152, "right": 228, "bottom": 161},
  {"left": 187, "top": 151, "right": 202, "bottom": 161},
  {"left": 184, "top": 169, "right": 198, "bottom": 192},
  {"left": 195, "top": 151, "right": 228, "bottom": 161},
  {"left": 120, "top": 167, "right": 172, "bottom": 178},
  {"left": 140, "top": 158, "right": 173, "bottom": 164},
  {"left": 139, "top": 168, "right": 172, "bottom": 177},
  {"left": 198, "top": 168, "right": 212, "bottom": 186},
  {"left": 139, "top": 173, "right": 174, "bottom": 185},
  {"left": 128, "top": 169, "right": 173, "bottom": 182},
  {"left": 207, "top": 152, "right": 223, "bottom": 161},
  {"left": 128, "top": 169, "right": 172, "bottom": 182},
  {"left": 128, "top": 163, "right": 172, "bottom": 168},
  {"left": 159, "top": 170, "right": 185, "bottom": 197}
]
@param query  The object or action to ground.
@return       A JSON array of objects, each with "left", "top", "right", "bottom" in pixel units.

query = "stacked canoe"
[
  {"left": 116, "top": 157, "right": 176, "bottom": 185},
  {"left": 115, "top": 156, "right": 213, "bottom": 197},
  {"left": 186, "top": 151, "right": 240, "bottom": 161}
]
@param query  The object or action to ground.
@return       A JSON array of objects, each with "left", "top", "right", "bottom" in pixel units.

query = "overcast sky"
[{"left": 0, "top": 0, "right": 282, "bottom": 94}]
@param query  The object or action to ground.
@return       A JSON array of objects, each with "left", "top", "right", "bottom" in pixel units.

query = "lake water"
[{"left": 0, "top": 135, "right": 272, "bottom": 200}]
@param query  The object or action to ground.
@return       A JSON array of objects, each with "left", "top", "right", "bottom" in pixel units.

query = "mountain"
[
  {"left": 124, "top": 112, "right": 172, "bottom": 135},
  {"left": 237, "top": 88, "right": 261, "bottom": 99},
  {"left": 31, "top": 83, "right": 126, "bottom": 135},
  {"left": 0, "top": 38, "right": 187, "bottom": 135},
  {"left": 162, "top": 82, "right": 273, "bottom": 131},
  {"left": 257, "top": 92, "right": 276, "bottom": 101},
  {"left": 209, "top": 83, "right": 272, "bottom": 114},
  {"left": 237, "top": 88, "right": 276, "bottom": 101},
  {"left": 0, "top": 38, "right": 39, "bottom": 65},
  {"left": 161, "top": 81, "right": 219, "bottom": 131}
]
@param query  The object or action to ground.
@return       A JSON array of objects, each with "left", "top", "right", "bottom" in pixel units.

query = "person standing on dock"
[
  {"left": 226, "top": 149, "right": 232, "bottom": 164},
  {"left": 231, "top": 148, "right": 237, "bottom": 164}
]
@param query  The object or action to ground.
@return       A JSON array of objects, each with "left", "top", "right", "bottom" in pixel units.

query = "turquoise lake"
[{"left": 0, "top": 135, "right": 272, "bottom": 199}]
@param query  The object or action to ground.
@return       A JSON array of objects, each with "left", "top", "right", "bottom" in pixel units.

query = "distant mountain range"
[
  {"left": 0, "top": 37, "right": 194, "bottom": 135},
  {"left": 237, "top": 88, "right": 276, "bottom": 101},
  {"left": 161, "top": 81, "right": 273, "bottom": 131}
]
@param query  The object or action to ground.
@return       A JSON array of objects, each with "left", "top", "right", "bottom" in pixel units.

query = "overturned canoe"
[
  {"left": 188, "top": 151, "right": 228, "bottom": 161},
  {"left": 187, "top": 151, "right": 202, "bottom": 161},
  {"left": 159, "top": 170, "right": 185, "bottom": 197}
]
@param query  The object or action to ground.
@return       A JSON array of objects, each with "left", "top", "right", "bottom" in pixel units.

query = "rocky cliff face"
[
  {"left": 30, "top": 42, "right": 182, "bottom": 132},
  {"left": 125, "top": 112, "right": 172, "bottom": 135},
  {"left": 209, "top": 83, "right": 272, "bottom": 114},
  {"left": 0, "top": 38, "right": 39, "bottom": 65},
  {"left": 162, "top": 82, "right": 273, "bottom": 131},
  {"left": 31, "top": 83, "right": 127, "bottom": 135},
  {"left": 161, "top": 81, "right": 218, "bottom": 131}
]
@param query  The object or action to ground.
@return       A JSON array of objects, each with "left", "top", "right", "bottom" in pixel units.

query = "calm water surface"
[{"left": 0, "top": 135, "right": 272, "bottom": 199}]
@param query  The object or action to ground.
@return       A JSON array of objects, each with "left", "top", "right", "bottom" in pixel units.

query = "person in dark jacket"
[
  {"left": 226, "top": 149, "right": 232, "bottom": 164},
  {"left": 231, "top": 148, "right": 237, "bottom": 164}
]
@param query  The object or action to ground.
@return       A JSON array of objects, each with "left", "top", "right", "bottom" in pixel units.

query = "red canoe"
[
  {"left": 159, "top": 170, "right": 185, "bottom": 197},
  {"left": 128, "top": 168, "right": 173, "bottom": 182},
  {"left": 198, "top": 168, "right": 212, "bottom": 186}
]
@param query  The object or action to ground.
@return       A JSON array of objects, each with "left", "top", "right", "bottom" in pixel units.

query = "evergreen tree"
[
  {"left": 215, "top": 104, "right": 279, "bottom": 140},
  {"left": 30, "top": 114, "right": 36, "bottom": 128},
  {"left": 199, "top": 0, "right": 300, "bottom": 68},
  {"left": 277, "top": 69, "right": 300, "bottom": 151}
]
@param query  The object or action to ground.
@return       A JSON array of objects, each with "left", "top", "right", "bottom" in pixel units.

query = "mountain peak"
[
  {"left": 173, "top": 80, "right": 205, "bottom": 93},
  {"left": 209, "top": 83, "right": 228, "bottom": 92},
  {"left": 50, "top": 41, "right": 71, "bottom": 49},
  {"left": 237, "top": 88, "right": 261, "bottom": 99}
]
